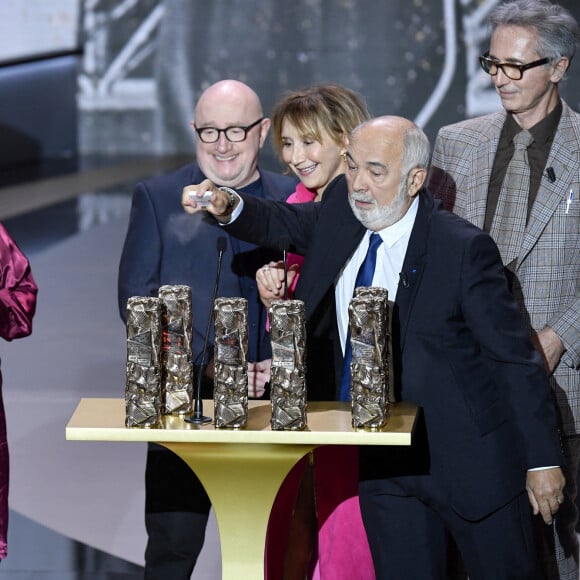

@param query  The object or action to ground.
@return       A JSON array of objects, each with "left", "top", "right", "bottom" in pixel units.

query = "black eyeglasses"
[
  {"left": 479, "top": 52, "right": 552, "bottom": 80},
  {"left": 195, "top": 118, "right": 263, "bottom": 143}
]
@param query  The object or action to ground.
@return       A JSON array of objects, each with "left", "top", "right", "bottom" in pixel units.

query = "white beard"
[{"left": 348, "top": 182, "right": 409, "bottom": 231}]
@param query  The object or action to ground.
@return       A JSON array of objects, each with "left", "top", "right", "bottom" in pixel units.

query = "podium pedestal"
[{"left": 66, "top": 398, "right": 417, "bottom": 580}]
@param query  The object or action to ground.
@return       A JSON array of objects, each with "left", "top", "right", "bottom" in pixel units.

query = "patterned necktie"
[
  {"left": 339, "top": 232, "right": 383, "bottom": 401},
  {"left": 490, "top": 129, "right": 534, "bottom": 270}
]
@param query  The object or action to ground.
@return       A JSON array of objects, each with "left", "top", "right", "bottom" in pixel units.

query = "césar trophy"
[
  {"left": 348, "top": 286, "right": 393, "bottom": 429},
  {"left": 269, "top": 299, "right": 307, "bottom": 431},
  {"left": 124, "top": 296, "right": 163, "bottom": 427},
  {"left": 158, "top": 284, "right": 194, "bottom": 415},
  {"left": 213, "top": 297, "right": 249, "bottom": 428}
]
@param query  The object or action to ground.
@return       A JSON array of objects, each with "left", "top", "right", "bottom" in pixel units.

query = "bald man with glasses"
[
  {"left": 429, "top": 2, "right": 580, "bottom": 578},
  {"left": 118, "top": 79, "right": 296, "bottom": 579}
]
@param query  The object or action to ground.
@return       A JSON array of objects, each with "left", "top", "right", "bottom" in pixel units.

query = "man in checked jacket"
[{"left": 428, "top": 2, "right": 579, "bottom": 578}]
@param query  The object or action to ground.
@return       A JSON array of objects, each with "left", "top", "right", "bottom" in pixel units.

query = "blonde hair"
[{"left": 271, "top": 84, "right": 370, "bottom": 158}]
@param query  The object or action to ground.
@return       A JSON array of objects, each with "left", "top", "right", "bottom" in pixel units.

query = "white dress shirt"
[{"left": 335, "top": 198, "right": 419, "bottom": 354}]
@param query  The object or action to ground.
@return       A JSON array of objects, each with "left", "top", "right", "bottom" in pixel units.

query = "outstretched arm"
[{"left": 181, "top": 179, "right": 320, "bottom": 256}]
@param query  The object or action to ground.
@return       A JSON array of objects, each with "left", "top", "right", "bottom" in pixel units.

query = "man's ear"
[
  {"left": 551, "top": 56, "right": 570, "bottom": 82},
  {"left": 407, "top": 168, "right": 427, "bottom": 198},
  {"left": 258, "top": 118, "right": 271, "bottom": 148}
]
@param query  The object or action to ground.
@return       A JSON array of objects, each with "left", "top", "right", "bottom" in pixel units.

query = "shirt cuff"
[
  {"left": 218, "top": 192, "right": 244, "bottom": 225},
  {"left": 528, "top": 466, "right": 559, "bottom": 471}
]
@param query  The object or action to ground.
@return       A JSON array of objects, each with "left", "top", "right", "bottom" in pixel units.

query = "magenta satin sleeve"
[
  {"left": 0, "top": 223, "right": 37, "bottom": 560},
  {"left": 0, "top": 224, "right": 37, "bottom": 341}
]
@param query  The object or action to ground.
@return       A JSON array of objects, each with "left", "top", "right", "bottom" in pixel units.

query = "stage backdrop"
[{"left": 78, "top": 0, "right": 580, "bottom": 164}]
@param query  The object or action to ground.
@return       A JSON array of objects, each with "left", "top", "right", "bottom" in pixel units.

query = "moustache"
[{"left": 350, "top": 191, "right": 375, "bottom": 204}]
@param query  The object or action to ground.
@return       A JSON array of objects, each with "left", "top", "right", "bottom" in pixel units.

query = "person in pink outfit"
[
  {"left": 0, "top": 223, "right": 37, "bottom": 560},
  {"left": 255, "top": 84, "right": 375, "bottom": 580}
]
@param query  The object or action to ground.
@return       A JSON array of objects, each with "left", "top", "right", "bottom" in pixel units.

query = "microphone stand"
[
  {"left": 283, "top": 247, "right": 288, "bottom": 300},
  {"left": 186, "top": 237, "right": 227, "bottom": 424},
  {"left": 278, "top": 237, "right": 290, "bottom": 301}
]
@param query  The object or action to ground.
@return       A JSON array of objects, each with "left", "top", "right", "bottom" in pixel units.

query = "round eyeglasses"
[
  {"left": 479, "top": 52, "right": 552, "bottom": 81},
  {"left": 195, "top": 118, "right": 263, "bottom": 143}
]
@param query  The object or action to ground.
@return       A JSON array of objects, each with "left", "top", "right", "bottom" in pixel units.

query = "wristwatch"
[{"left": 218, "top": 186, "right": 237, "bottom": 215}]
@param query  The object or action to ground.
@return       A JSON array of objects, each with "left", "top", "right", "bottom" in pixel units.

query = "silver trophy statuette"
[
  {"left": 125, "top": 296, "right": 162, "bottom": 428},
  {"left": 269, "top": 299, "right": 307, "bottom": 431},
  {"left": 158, "top": 285, "right": 193, "bottom": 415},
  {"left": 348, "top": 287, "right": 393, "bottom": 429},
  {"left": 213, "top": 297, "right": 249, "bottom": 428}
]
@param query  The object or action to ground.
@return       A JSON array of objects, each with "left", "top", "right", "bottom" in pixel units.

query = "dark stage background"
[{"left": 78, "top": 0, "right": 580, "bottom": 163}]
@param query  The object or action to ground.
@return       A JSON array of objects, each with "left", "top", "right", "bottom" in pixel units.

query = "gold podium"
[{"left": 66, "top": 398, "right": 417, "bottom": 580}]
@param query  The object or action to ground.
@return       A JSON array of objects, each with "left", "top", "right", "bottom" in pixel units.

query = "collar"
[
  {"left": 293, "top": 182, "right": 318, "bottom": 203},
  {"left": 373, "top": 196, "right": 419, "bottom": 248},
  {"left": 503, "top": 99, "right": 563, "bottom": 146}
]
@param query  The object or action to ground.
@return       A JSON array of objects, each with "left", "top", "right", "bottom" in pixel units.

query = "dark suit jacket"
[
  {"left": 117, "top": 162, "right": 297, "bottom": 364},
  {"left": 226, "top": 174, "right": 563, "bottom": 520}
]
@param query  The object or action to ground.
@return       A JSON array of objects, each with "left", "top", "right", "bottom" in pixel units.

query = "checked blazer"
[{"left": 428, "top": 101, "right": 580, "bottom": 436}]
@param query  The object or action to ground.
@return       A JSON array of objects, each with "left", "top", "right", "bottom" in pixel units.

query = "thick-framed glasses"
[
  {"left": 195, "top": 117, "right": 263, "bottom": 143},
  {"left": 479, "top": 52, "right": 552, "bottom": 80}
]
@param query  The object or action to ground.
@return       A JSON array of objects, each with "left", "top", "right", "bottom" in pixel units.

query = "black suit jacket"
[
  {"left": 118, "top": 162, "right": 297, "bottom": 364},
  {"left": 226, "top": 174, "right": 563, "bottom": 520}
]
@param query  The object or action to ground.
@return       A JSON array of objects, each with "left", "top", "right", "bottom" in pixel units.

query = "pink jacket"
[
  {"left": 283, "top": 183, "right": 317, "bottom": 297},
  {"left": 0, "top": 224, "right": 37, "bottom": 559}
]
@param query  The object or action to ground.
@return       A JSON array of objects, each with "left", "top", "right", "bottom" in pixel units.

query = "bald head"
[
  {"left": 352, "top": 115, "right": 417, "bottom": 149},
  {"left": 195, "top": 80, "right": 264, "bottom": 123},
  {"left": 191, "top": 80, "right": 270, "bottom": 189},
  {"left": 358, "top": 115, "right": 416, "bottom": 133},
  {"left": 352, "top": 115, "right": 430, "bottom": 175}
]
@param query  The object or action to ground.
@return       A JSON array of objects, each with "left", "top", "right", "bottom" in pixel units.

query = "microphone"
[
  {"left": 186, "top": 236, "right": 227, "bottom": 424},
  {"left": 546, "top": 167, "right": 556, "bottom": 183},
  {"left": 278, "top": 237, "right": 291, "bottom": 300},
  {"left": 399, "top": 271, "right": 410, "bottom": 289}
]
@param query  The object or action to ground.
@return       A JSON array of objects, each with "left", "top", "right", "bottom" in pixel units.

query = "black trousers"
[
  {"left": 144, "top": 442, "right": 212, "bottom": 580},
  {"left": 359, "top": 481, "right": 542, "bottom": 580}
]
